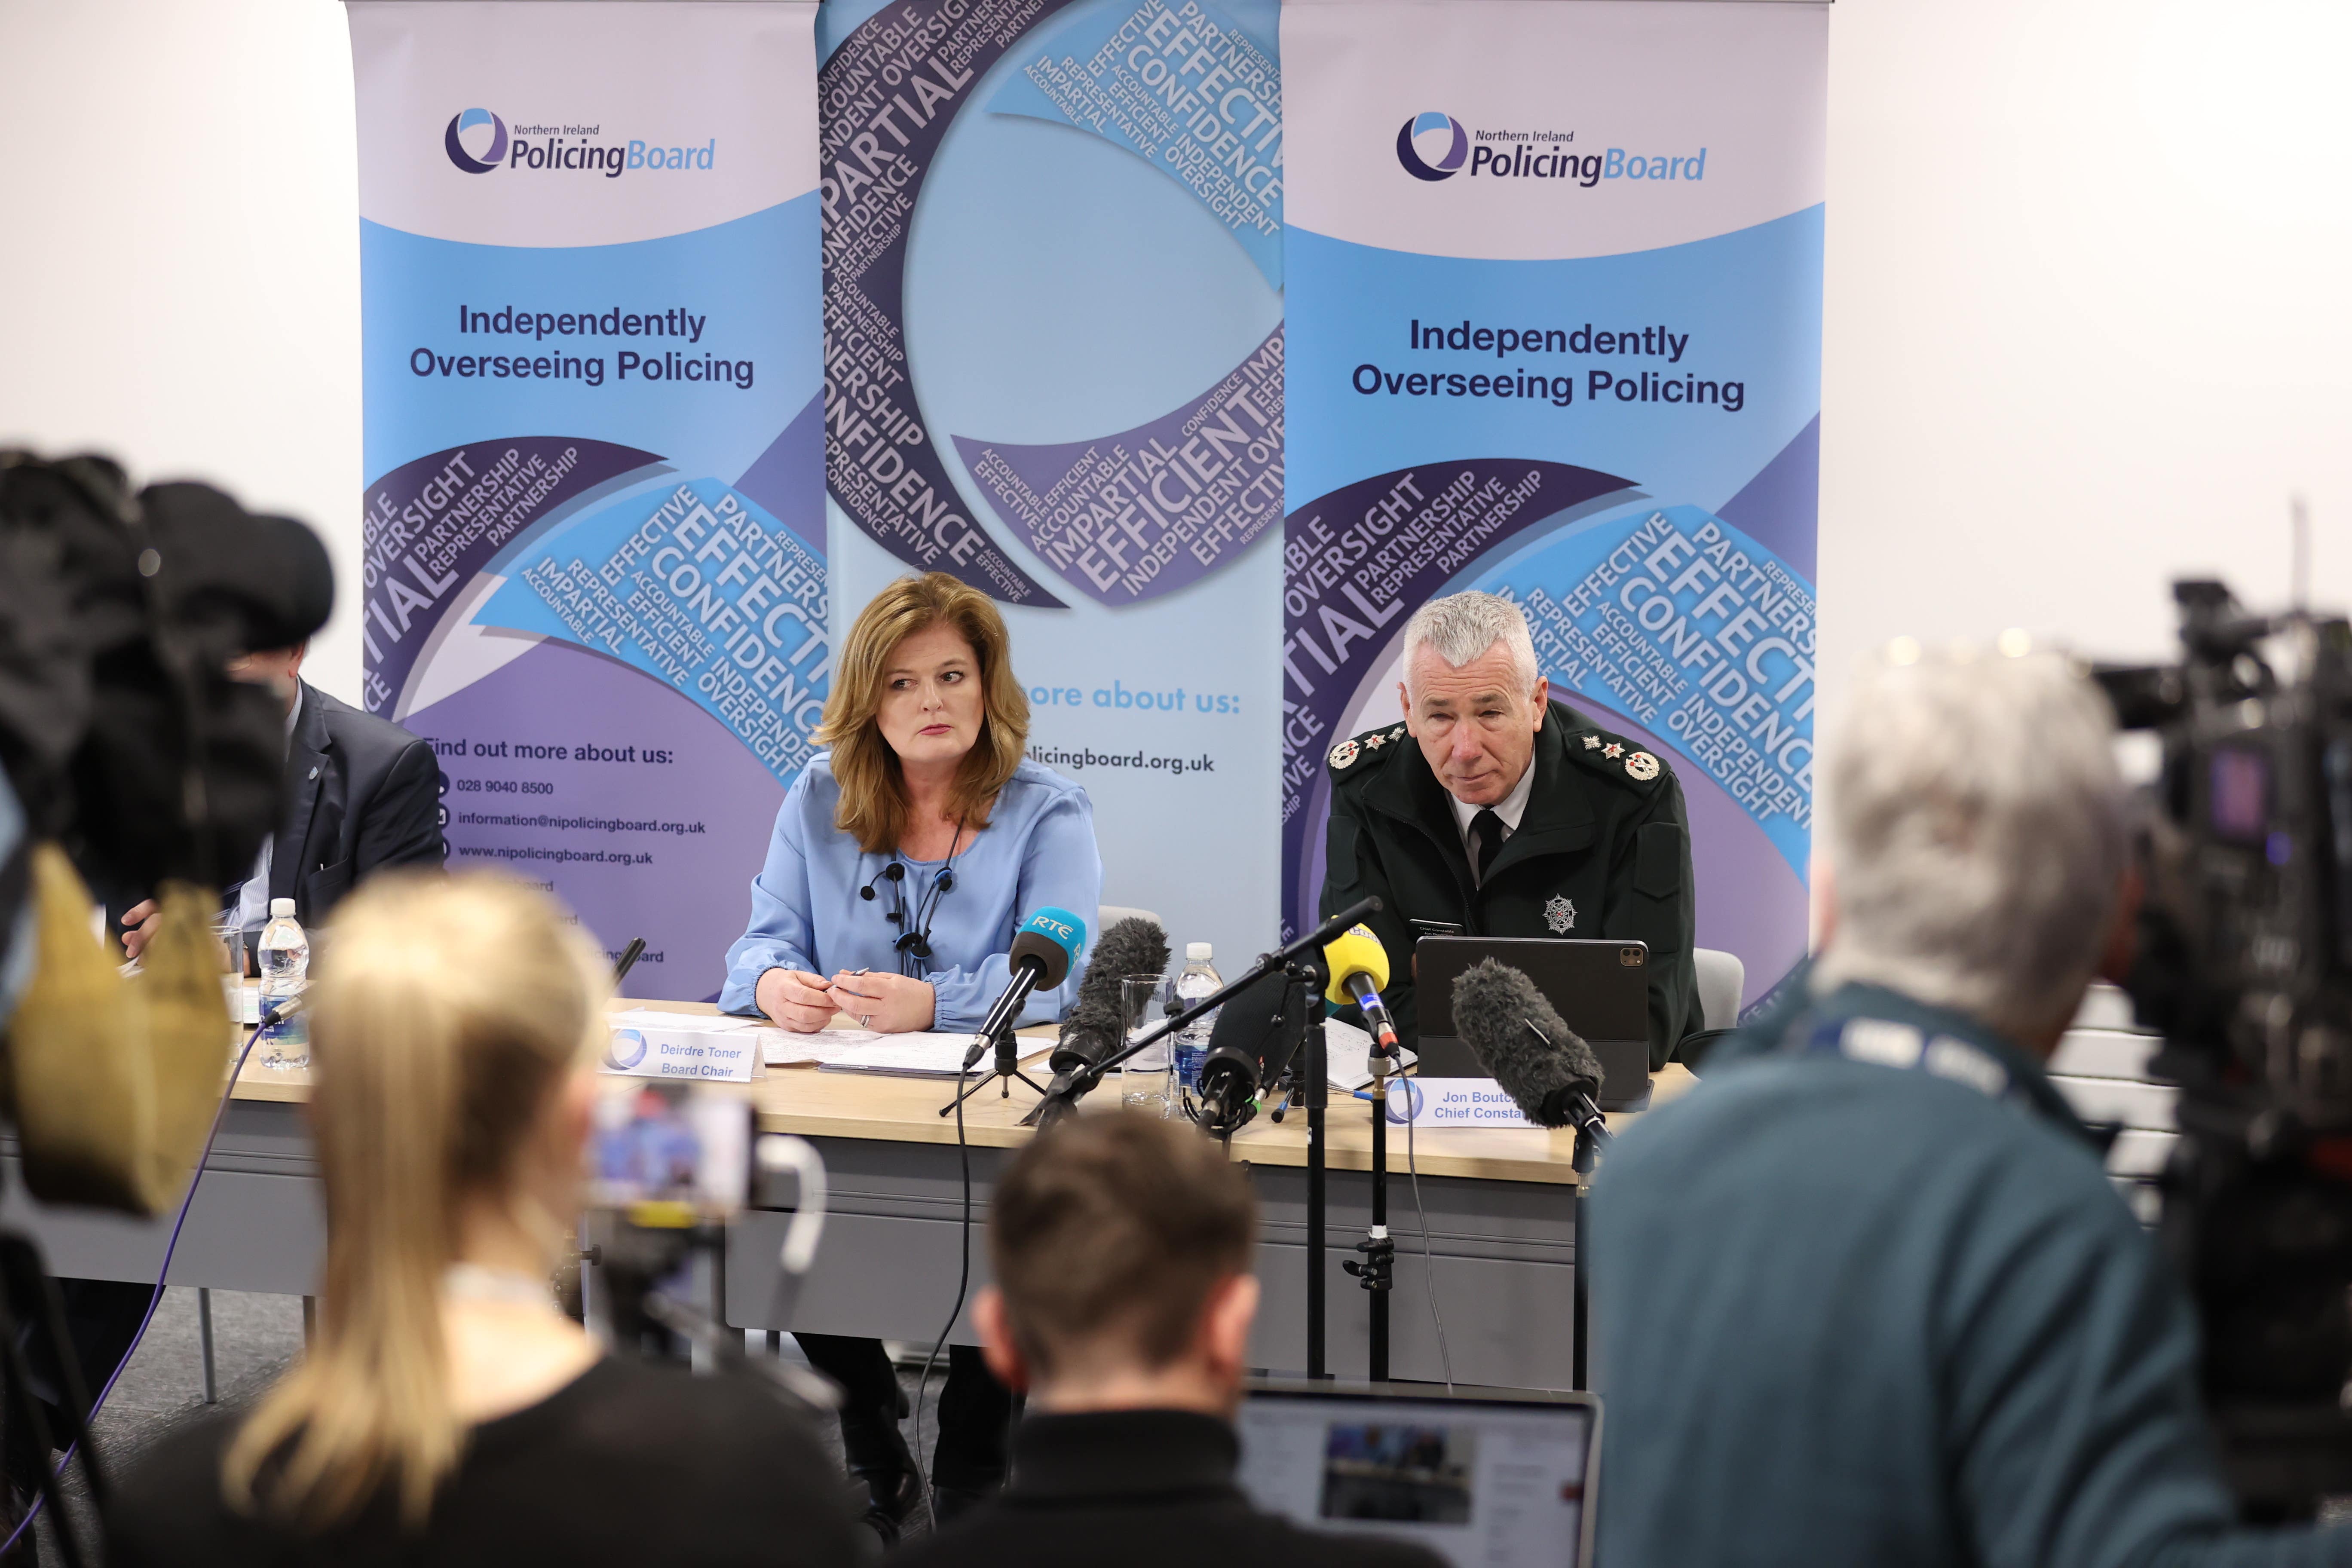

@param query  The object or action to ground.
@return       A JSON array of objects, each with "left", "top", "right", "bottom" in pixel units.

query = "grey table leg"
[{"left": 198, "top": 1289, "right": 217, "bottom": 1404}]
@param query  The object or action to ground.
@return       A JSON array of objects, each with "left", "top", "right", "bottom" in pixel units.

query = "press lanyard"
[{"left": 1783, "top": 1009, "right": 2025, "bottom": 1112}]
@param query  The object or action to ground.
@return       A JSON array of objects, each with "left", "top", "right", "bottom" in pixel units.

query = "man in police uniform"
[{"left": 1318, "top": 591, "right": 1698, "bottom": 1068}]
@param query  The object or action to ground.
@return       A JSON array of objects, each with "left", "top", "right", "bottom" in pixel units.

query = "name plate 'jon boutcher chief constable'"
[{"left": 1317, "top": 591, "right": 1699, "bottom": 1067}]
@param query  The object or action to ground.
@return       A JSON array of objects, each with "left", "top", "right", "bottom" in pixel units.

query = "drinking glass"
[
  {"left": 1118, "top": 974, "right": 1173, "bottom": 1115},
  {"left": 211, "top": 913, "right": 252, "bottom": 1027}
]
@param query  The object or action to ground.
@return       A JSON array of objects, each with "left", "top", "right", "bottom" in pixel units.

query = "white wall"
[
  {"left": 1817, "top": 0, "right": 2352, "bottom": 744},
  {"left": 3, "top": 0, "right": 2346, "bottom": 732},
  {"left": 0, "top": 0, "right": 365, "bottom": 698}
]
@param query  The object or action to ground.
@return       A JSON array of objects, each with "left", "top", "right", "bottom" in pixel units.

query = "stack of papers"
[
  {"left": 812, "top": 1031, "right": 1051, "bottom": 1078},
  {"left": 1321, "top": 1016, "right": 1418, "bottom": 1090},
  {"left": 598, "top": 1009, "right": 1050, "bottom": 1077},
  {"left": 717, "top": 1010, "right": 1406, "bottom": 1087},
  {"left": 610, "top": 1008, "right": 758, "bottom": 1033}
]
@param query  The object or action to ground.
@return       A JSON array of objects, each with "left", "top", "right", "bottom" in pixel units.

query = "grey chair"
[
  {"left": 1692, "top": 947, "right": 1746, "bottom": 1032},
  {"left": 1096, "top": 903, "right": 1163, "bottom": 934},
  {"left": 1674, "top": 948, "right": 1750, "bottom": 1072}
]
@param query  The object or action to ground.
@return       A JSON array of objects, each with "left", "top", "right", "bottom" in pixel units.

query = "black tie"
[{"left": 1470, "top": 808, "right": 1504, "bottom": 884}]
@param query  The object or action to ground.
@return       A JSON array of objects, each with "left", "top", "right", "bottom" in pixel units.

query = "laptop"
[
  {"left": 1236, "top": 1379, "right": 1601, "bottom": 1568},
  {"left": 1411, "top": 936, "right": 1653, "bottom": 1109}
]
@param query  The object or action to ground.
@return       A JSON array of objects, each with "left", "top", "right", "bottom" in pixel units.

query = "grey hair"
[
  {"left": 1401, "top": 592, "right": 1540, "bottom": 698},
  {"left": 1811, "top": 648, "right": 2127, "bottom": 1044}
]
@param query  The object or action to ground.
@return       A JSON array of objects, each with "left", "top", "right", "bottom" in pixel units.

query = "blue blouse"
[{"left": 718, "top": 757, "right": 1102, "bottom": 1030}]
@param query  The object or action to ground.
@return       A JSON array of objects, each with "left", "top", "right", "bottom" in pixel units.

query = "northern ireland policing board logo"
[
  {"left": 445, "top": 108, "right": 509, "bottom": 173},
  {"left": 1624, "top": 751, "right": 1660, "bottom": 781},
  {"left": 1396, "top": 112, "right": 1470, "bottom": 181},
  {"left": 442, "top": 107, "right": 715, "bottom": 178},
  {"left": 1545, "top": 895, "right": 1576, "bottom": 933}
]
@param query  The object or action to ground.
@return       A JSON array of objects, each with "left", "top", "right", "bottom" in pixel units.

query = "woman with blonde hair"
[
  {"left": 107, "top": 872, "right": 860, "bottom": 1566},
  {"left": 719, "top": 571, "right": 1101, "bottom": 1533}
]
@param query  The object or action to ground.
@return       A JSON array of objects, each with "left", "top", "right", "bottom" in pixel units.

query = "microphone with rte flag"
[
  {"left": 1322, "top": 923, "right": 1398, "bottom": 1051},
  {"left": 963, "top": 907, "right": 1087, "bottom": 1069}
]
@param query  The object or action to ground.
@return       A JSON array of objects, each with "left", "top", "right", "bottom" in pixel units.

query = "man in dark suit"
[
  {"left": 894, "top": 1112, "right": 1442, "bottom": 1568},
  {"left": 120, "top": 640, "right": 443, "bottom": 957}
]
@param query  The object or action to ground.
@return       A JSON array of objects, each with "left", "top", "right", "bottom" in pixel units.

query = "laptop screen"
[{"left": 1235, "top": 1383, "right": 1599, "bottom": 1568}]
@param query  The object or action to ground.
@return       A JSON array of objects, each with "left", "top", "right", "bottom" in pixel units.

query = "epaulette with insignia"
[
  {"left": 1328, "top": 721, "right": 1409, "bottom": 775},
  {"left": 1567, "top": 723, "right": 1668, "bottom": 788}
]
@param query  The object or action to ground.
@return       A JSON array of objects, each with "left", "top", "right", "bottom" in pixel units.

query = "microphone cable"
[
  {"left": 911, "top": 1045, "right": 976, "bottom": 1528},
  {"left": 1, "top": 1014, "right": 266, "bottom": 1559},
  {"left": 1400, "top": 1084, "right": 1455, "bottom": 1393}
]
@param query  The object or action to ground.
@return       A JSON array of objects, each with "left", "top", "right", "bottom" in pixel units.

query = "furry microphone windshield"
[
  {"left": 1050, "top": 916, "right": 1170, "bottom": 1074},
  {"left": 1449, "top": 958, "right": 1606, "bottom": 1127}
]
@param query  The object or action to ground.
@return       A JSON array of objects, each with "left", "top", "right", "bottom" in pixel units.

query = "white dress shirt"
[
  {"left": 233, "top": 688, "right": 304, "bottom": 931},
  {"left": 1448, "top": 757, "right": 1536, "bottom": 881}
]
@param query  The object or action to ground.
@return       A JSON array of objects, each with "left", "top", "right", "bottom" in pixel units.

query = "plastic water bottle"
[
  {"left": 1173, "top": 943, "right": 1221, "bottom": 1099},
  {"left": 255, "top": 898, "right": 310, "bottom": 1070}
]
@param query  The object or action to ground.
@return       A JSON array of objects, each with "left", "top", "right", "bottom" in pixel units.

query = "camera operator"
[
  {"left": 1586, "top": 646, "right": 2352, "bottom": 1565},
  {"left": 117, "top": 637, "right": 444, "bottom": 961}
]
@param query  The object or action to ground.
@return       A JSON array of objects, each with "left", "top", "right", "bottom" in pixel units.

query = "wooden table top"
[{"left": 228, "top": 995, "right": 1696, "bottom": 1187}]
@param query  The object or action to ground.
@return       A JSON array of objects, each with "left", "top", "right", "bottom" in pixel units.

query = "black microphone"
[
  {"left": 962, "top": 908, "right": 1087, "bottom": 1069},
  {"left": 1196, "top": 971, "right": 1307, "bottom": 1133},
  {"left": 1049, "top": 916, "right": 1171, "bottom": 1075},
  {"left": 860, "top": 861, "right": 905, "bottom": 910},
  {"left": 1449, "top": 959, "right": 1611, "bottom": 1139}
]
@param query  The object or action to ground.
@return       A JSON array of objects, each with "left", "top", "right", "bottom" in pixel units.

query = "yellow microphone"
[{"left": 1322, "top": 924, "right": 1399, "bottom": 1050}]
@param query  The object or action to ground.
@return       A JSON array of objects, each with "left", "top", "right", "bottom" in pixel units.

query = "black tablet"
[{"left": 1412, "top": 936, "right": 1652, "bottom": 1109}]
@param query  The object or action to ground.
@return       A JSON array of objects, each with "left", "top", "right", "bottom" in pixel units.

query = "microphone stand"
[
  {"left": 1291, "top": 953, "right": 1332, "bottom": 1382},
  {"left": 1023, "top": 899, "right": 1382, "bottom": 1381},
  {"left": 1572, "top": 1123, "right": 1596, "bottom": 1392},
  {"left": 939, "top": 1014, "right": 1048, "bottom": 1114},
  {"left": 1343, "top": 1031, "right": 1396, "bottom": 1381},
  {"left": 1559, "top": 1087, "right": 1613, "bottom": 1391}
]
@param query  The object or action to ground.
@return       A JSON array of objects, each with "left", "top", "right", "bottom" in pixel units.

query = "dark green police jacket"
[{"left": 1318, "top": 699, "right": 1698, "bottom": 1068}]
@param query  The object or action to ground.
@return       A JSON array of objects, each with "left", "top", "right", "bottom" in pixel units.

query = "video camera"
[
  {"left": 0, "top": 449, "right": 334, "bottom": 1546},
  {"left": 581, "top": 1079, "right": 835, "bottom": 1408},
  {"left": 2094, "top": 580, "right": 2352, "bottom": 1514},
  {"left": 0, "top": 450, "right": 332, "bottom": 1212}
]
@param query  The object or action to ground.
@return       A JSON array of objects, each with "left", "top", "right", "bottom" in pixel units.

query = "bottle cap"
[
  {"left": 1187, "top": 942, "right": 1212, "bottom": 961},
  {"left": 270, "top": 897, "right": 296, "bottom": 918}
]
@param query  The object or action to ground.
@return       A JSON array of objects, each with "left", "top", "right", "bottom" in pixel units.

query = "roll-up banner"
[
  {"left": 817, "top": 0, "right": 1285, "bottom": 967},
  {"left": 1281, "top": 0, "right": 1827, "bottom": 1005},
  {"left": 346, "top": 1, "right": 823, "bottom": 1001}
]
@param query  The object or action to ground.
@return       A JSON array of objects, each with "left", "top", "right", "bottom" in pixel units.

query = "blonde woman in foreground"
[{"left": 106, "top": 873, "right": 861, "bottom": 1567}]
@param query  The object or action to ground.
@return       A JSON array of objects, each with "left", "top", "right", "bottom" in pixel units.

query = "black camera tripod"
[{"left": 0, "top": 1184, "right": 113, "bottom": 1568}]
